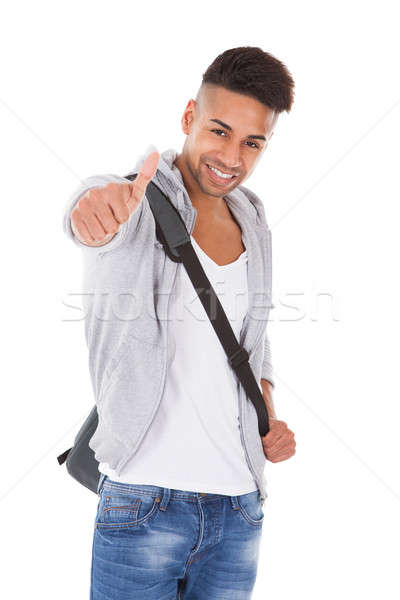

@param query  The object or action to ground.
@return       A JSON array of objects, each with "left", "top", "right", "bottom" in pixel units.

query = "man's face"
[{"left": 179, "top": 84, "right": 278, "bottom": 198}]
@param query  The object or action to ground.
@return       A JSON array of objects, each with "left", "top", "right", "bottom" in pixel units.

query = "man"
[{"left": 64, "top": 46, "right": 296, "bottom": 599}]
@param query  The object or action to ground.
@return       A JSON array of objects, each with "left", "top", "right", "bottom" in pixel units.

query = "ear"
[{"left": 181, "top": 99, "right": 196, "bottom": 134}]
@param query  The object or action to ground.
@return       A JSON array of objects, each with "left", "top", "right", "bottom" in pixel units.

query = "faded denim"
[{"left": 90, "top": 474, "right": 264, "bottom": 599}]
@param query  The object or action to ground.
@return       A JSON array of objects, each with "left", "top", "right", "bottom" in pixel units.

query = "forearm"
[{"left": 261, "top": 378, "right": 277, "bottom": 419}]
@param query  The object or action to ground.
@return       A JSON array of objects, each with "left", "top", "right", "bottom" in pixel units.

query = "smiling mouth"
[{"left": 206, "top": 163, "right": 238, "bottom": 182}]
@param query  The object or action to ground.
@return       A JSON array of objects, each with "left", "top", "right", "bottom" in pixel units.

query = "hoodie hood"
[{"left": 131, "top": 144, "right": 269, "bottom": 228}]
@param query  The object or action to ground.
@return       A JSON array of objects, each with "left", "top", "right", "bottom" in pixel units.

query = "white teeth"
[{"left": 207, "top": 164, "right": 234, "bottom": 179}]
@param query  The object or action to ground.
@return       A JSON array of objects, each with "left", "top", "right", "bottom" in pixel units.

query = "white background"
[{"left": 1, "top": 0, "right": 399, "bottom": 598}]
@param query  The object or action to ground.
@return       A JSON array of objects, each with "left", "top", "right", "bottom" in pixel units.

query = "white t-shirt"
[{"left": 99, "top": 234, "right": 258, "bottom": 495}]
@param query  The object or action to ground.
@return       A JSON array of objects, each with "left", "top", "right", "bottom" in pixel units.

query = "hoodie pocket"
[
  {"left": 97, "top": 335, "right": 166, "bottom": 448},
  {"left": 99, "top": 339, "right": 131, "bottom": 402}
]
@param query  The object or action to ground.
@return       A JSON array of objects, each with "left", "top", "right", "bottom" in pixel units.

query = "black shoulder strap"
[
  {"left": 125, "top": 173, "right": 270, "bottom": 436},
  {"left": 125, "top": 172, "right": 189, "bottom": 263}
]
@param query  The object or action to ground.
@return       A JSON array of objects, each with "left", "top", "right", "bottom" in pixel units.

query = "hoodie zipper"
[
  {"left": 238, "top": 392, "right": 262, "bottom": 500},
  {"left": 237, "top": 334, "right": 267, "bottom": 502},
  {"left": 240, "top": 229, "right": 272, "bottom": 503}
]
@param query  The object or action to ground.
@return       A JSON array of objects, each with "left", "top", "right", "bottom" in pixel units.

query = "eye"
[
  {"left": 211, "top": 128, "right": 227, "bottom": 137},
  {"left": 211, "top": 129, "right": 260, "bottom": 149},
  {"left": 246, "top": 141, "right": 260, "bottom": 149}
]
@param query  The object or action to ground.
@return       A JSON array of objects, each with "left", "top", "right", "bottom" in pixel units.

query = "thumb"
[{"left": 127, "top": 151, "right": 160, "bottom": 213}]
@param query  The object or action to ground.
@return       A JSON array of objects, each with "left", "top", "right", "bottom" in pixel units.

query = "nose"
[{"left": 219, "top": 144, "right": 241, "bottom": 171}]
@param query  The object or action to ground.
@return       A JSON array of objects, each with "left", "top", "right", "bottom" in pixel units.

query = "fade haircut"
[{"left": 201, "top": 46, "right": 295, "bottom": 114}]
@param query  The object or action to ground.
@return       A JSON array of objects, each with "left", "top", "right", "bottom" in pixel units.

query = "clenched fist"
[
  {"left": 261, "top": 419, "right": 296, "bottom": 463},
  {"left": 71, "top": 151, "right": 160, "bottom": 246}
]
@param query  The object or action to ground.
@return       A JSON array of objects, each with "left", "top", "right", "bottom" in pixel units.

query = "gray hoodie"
[{"left": 62, "top": 145, "right": 275, "bottom": 503}]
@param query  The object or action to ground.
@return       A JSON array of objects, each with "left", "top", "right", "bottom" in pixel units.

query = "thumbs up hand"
[{"left": 71, "top": 151, "right": 160, "bottom": 246}]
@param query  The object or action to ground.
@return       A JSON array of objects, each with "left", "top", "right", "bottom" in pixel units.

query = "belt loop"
[
  {"left": 230, "top": 495, "right": 240, "bottom": 511},
  {"left": 96, "top": 472, "right": 106, "bottom": 496},
  {"left": 159, "top": 487, "right": 171, "bottom": 511}
]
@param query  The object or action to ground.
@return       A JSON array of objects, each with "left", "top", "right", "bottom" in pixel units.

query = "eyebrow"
[{"left": 209, "top": 118, "right": 267, "bottom": 142}]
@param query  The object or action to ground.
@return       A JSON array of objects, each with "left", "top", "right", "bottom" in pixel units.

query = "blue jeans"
[{"left": 90, "top": 473, "right": 265, "bottom": 599}]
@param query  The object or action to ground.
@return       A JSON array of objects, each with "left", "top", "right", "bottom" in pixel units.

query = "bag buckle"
[{"left": 228, "top": 347, "right": 249, "bottom": 369}]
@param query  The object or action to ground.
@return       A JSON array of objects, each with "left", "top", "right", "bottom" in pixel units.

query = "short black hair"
[{"left": 201, "top": 46, "right": 295, "bottom": 114}]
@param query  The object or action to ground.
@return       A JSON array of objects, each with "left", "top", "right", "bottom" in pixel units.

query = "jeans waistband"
[{"left": 96, "top": 473, "right": 261, "bottom": 508}]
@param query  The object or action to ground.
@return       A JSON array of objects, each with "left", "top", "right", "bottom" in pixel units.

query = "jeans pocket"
[
  {"left": 237, "top": 490, "right": 265, "bottom": 527},
  {"left": 96, "top": 485, "right": 161, "bottom": 530}
]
